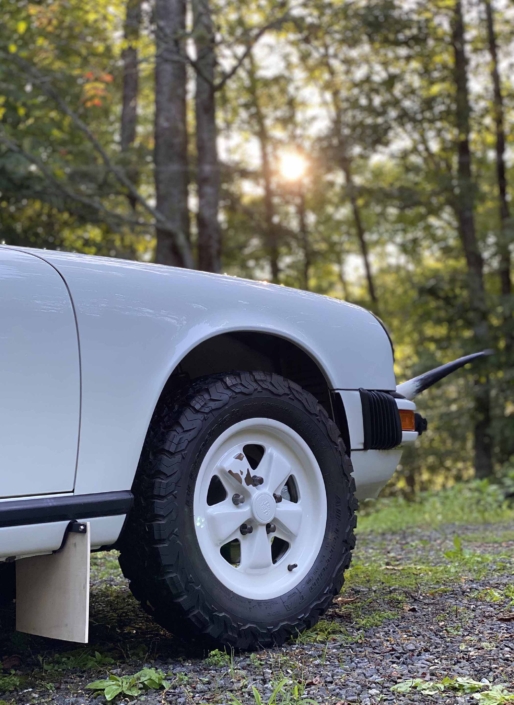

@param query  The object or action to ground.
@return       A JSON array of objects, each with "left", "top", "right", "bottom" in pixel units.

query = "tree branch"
[
  {"left": 0, "top": 129, "right": 162, "bottom": 234},
  {"left": 4, "top": 52, "right": 195, "bottom": 268},
  {"left": 214, "top": 14, "right": 291, "bottom": 91}
]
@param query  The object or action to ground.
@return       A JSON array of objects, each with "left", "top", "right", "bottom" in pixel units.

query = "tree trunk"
[
  {"left": 193, "top": 0, "right": 221, "bottom": 273},
  {"left": 121, "top": 0, "right": 141, "bottom": 153},
  {"left": 452, "top": 0, "right": 493, "bottom": 478},
  {"left": 247, "top": 55, "right": 280, "bottom": 283},
  {"left": 341, "top": 156, "right": 378, "bottom": 308},
  {"left": 297, "top": 187, "right": 310, "bottom": 291},
  {"left": 483, "top": 0, "right": 512, "bottom": 298},
  {"left": 121, "top": 0, "right": 141, "bottom": 210},
  {"left": 154, "top": 0, "right": 192, "bottom": 267},
  {"left": 329, "top": 89, "right": 378, "bottom": 308}
]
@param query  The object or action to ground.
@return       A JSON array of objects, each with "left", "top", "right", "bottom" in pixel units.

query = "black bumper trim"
[{"left": 0, "top": 491, "right": 133, "bottom": 529}]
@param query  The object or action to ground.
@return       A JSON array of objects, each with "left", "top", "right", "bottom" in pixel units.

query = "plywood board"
[{"left": 16, "top": 523, "right": 90, "bottom": 643}]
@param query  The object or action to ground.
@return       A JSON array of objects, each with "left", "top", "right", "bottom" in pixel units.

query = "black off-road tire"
[{"left": 118, "top": 371, "right": 357, "bottom": 649}]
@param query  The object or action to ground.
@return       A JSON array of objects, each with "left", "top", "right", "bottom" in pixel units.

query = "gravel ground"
[{"left": 1, "top": 521, "right": 513, "bottom": 704}]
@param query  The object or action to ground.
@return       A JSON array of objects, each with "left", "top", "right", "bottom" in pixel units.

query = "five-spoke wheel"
[{"left": 194, "top": 418, "right": 327, "bottom": 599}]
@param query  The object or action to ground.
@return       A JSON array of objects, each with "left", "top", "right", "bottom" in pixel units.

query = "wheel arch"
[{"left": 154, "top": 330, "right": 351, "bottom": 452}]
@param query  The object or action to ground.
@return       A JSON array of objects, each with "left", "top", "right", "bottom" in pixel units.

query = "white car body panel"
[
  {"left": 0, "top": 249, "right": 80, "bottom": 498},
  {"left": 7, "top": 247, "right": 396, "bottom": 497}
]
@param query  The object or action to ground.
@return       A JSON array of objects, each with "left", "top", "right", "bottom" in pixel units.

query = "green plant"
[
  {"left": 0, "top": 672, "right": 24, "bottom": 693},
  {"left": 295, "top": 619, "right": 345, "bottom": 644},
  {"left": 43, "top": 648, "right": 116, "bottom": 672},
  {"left": 249, "top": 653, "right": 261, "bottom": 667},
  {"left": 475, "top": 686, "right": 514, "bottom": 704},
  {"left": 392, "top": 677, "right": 514, "bottom": 702},
  {"left": 230, "top": 679, "right": 318, "bottom": 705},
  {"left": 476, "top": 588, "right": 504, "bottom": 603},
  {"left": 173, "top": 671, "right": 190, "bottom": 685},
  {"left": 205, "top": 648, "right": 231, "bottom": 667},
  {"left": 86, "top": 667, "right": 169, "bottom": 701},
  {"left": 392, "top": 678, "right": 445, "bottom": 695}
]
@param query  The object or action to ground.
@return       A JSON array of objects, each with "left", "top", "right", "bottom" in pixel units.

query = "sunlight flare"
[{"left": 278, "top": 150, "right": 308, "bottom": 181}]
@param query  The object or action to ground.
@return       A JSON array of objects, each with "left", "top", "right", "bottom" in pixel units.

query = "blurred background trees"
[{"left": 1, "top": 0, "right": 513, "bottom": 493}]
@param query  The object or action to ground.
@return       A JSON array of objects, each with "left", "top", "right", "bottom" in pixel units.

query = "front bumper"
[{"left": 337, "top": 390, "right": 420, "bottom": 500}]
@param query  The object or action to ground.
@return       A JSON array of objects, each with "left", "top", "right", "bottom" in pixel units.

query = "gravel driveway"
[{"left": 1, "top": 521, "right": 513, "bottom": 704}]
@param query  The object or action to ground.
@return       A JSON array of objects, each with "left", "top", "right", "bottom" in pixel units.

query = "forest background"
[{"left": 1, "top": 0, "right": 513, "bottom": 495}]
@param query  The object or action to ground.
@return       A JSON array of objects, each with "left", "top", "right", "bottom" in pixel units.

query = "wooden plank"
[{"left": 16, "top": 523, "right": 90, "bottom": 643}]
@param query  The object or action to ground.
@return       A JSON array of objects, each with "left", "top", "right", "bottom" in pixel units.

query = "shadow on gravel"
[{"left": 0, "top": 552, "right": 206, "bottom": 687}]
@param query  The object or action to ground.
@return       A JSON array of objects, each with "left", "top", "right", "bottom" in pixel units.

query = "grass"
[
  {"left": 358, "top": 479, "right": 514, "bottom": 534},
  {"left": 229, "top": 678, "right": 318, "bottom": 705}
]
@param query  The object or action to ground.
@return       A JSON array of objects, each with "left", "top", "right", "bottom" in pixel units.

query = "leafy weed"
[{"left": 86, "top": 667, "right": 169, "bottom": 701}]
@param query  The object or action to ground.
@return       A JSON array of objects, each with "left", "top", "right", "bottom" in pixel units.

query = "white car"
[{"left": 0, "top": 246, "right": 484, "bottom": 649}]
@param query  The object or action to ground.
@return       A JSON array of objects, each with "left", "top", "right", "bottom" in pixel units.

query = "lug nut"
[
  {"left": 232, "top": 493, "right": 245, "bottom": 506},
  {"left": 240, "top": 523, "right": 253, "bottom": 536},
  {"left": 287, "top": 563, "right": 298, "bottom": 572},
  {"left": 266, "top": 523, "right": 276, "bottom": 534},
  {"left": 251, "top": 475, "right": 264, "bottom": 487},
  {"left": 273, "top": 493, "right": 283, "bottom": 503}
]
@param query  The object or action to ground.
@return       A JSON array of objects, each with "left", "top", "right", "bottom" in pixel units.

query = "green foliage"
[
  {"left": 229, "top": 679, "right": 318, "bottom": 705},
  {"left": 205, "top": 648, "right": 231, "bottom": 667},
  {"left": 358, "top": 480, "right": 514, "bottom": 534},
  {"left": 476, "top": 586, "right": 514, "bottom": 606},
  {"left": 86, "top": 667, "right": 169, "bottom": 701},
  {"left": 0, "top": 672, "right": 24, "bottom": 693},
  {"left": 392, "top": 678, "right": 514, "bottom": 702},
  {"left": 42, "top": 648, "right": 115, "bottom": 672}
]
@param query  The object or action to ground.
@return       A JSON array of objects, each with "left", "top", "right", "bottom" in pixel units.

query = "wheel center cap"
[{"left": 251, "top": 491, "right": 276, "bottom": 524}]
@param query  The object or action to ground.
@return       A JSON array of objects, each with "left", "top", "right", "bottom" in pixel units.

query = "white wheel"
[{"left": 193, "top": 418, "right": 328, "bottom": 599}]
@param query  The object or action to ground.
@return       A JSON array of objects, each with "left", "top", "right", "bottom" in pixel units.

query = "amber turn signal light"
[{"left": 399, "top": 409, "right": 416, "bottom": 432}]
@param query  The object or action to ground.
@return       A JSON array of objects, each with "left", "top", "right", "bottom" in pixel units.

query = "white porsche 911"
[{"left": 0, "top": 246, "right": 485, "bottom": 649}]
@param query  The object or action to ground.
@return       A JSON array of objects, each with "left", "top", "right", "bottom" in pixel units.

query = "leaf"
[
  {"left": 104, "top": 684, "right": 122, "bottom": 701},
  {"left": 392, "top": 680, "right": 416, "bottom": 693},
  {"left": 86, "top": 679, "right": 112, "bottom": 690},
  {"left": 392, "top": 679, "right": 444, "bottom": 694},
  {"left": 449, "top": 677, "right": 484, "bottom": 693},
  {"left": 474, "top": 685, "right": 514, "bottom": 704},
  {"left": 251, "top": 686, "right": 263, "bottom": 705},
  {"left": 123, "top": 684, "right": 141, "bottom": 696}
]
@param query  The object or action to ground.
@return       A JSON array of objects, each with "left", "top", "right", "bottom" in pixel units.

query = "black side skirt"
[{"left": 0, "top": 491, "right": 133, "bottom": 529}]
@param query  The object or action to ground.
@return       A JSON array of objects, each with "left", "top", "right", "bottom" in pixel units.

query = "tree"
[
  {"left": 154, "top": 0, "right": 193, "bottom": 267},
  {"left": 121, "top": 0, "right": 142, "bottom": 154},
  {"left": 245, "top": 52, "right": 281, "bottom": 283},
  {"left": 451, "top": 0, "right": 492, "bottom": 478},
  {"left": 193, "top": 0, "right": 221, "bottom": 273},
  {"left": 483, "top": 0, "right": 512, "bottom": 301},
  {"left": 120, "top": 0, "right": 142, "bottom": 210}
]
